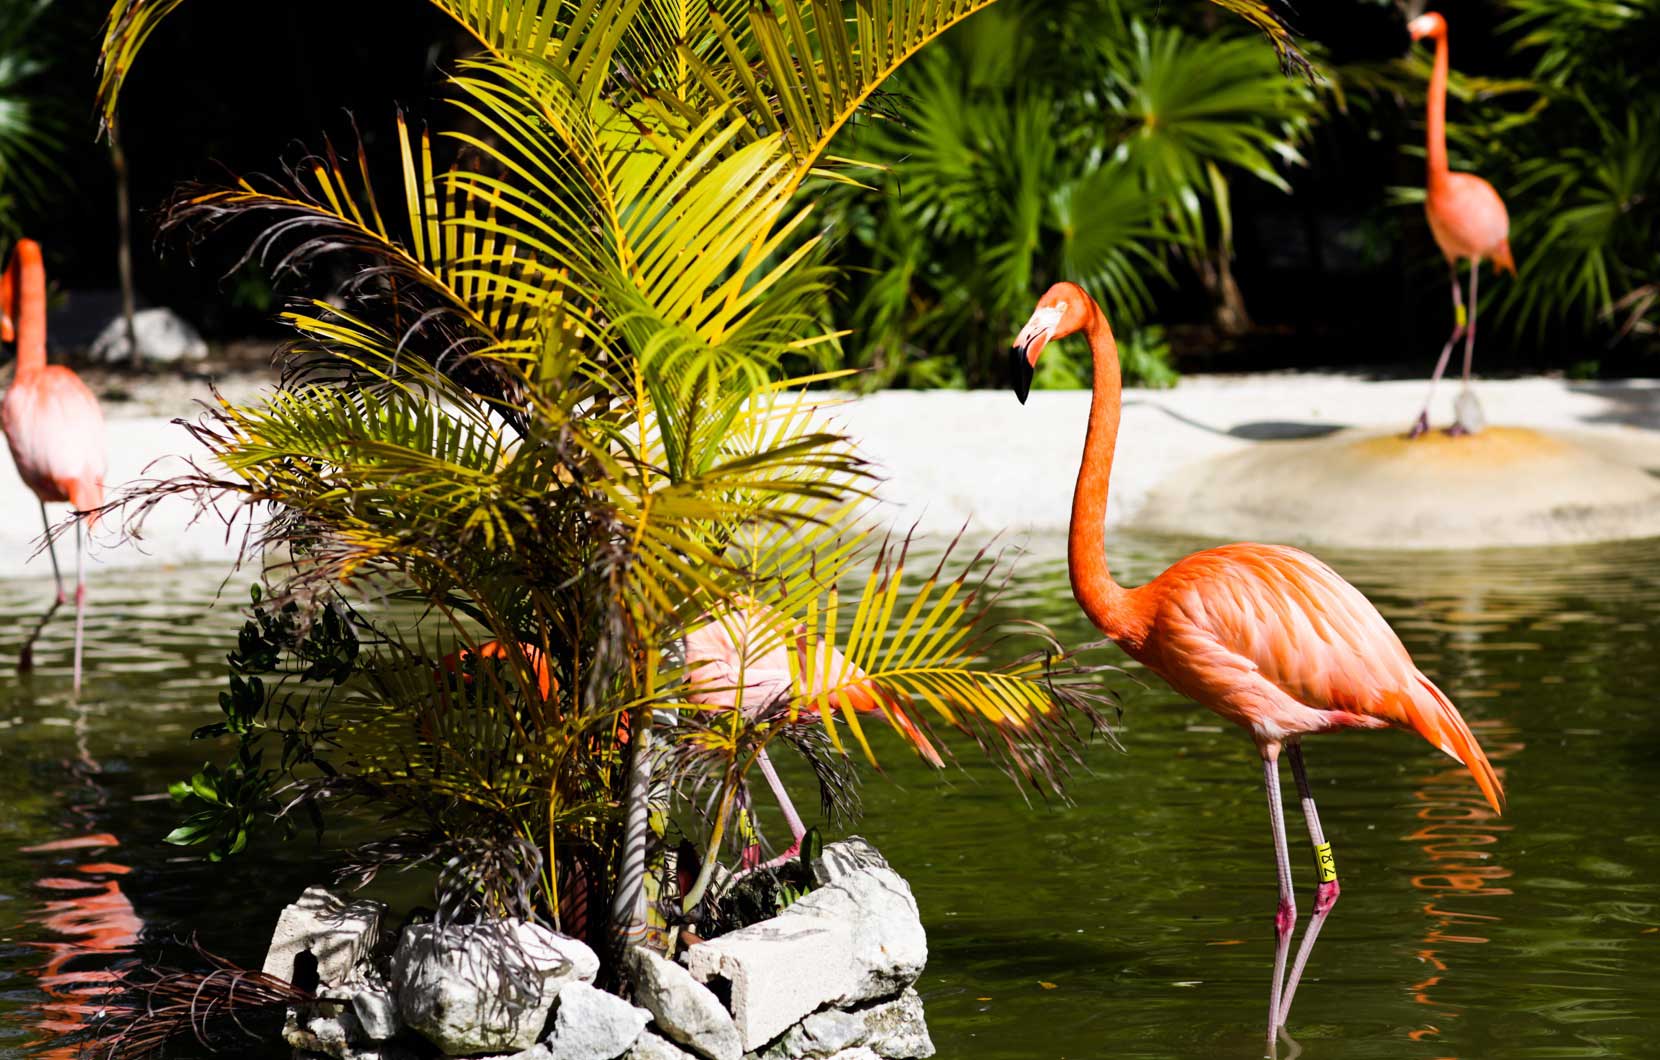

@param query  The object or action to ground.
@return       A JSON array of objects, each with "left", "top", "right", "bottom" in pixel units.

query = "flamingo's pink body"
[
  {"left": 1010, "top": 283, "right": 1503, "bottom": 1041},
  {"left": 2, "top": 239, "right": 106, "bottom": 691},
  {"left": 1095, "top": 543, "right": 1500, "bottom": 792},
  {"left": 1409, "top": 11, "right": 1514, "bottom": 437},
  {"left": 684, "top": 598, "right": 938, "bottom": 763},
  {"left": 685, "top": 598, "right": 940, "bottom": 864}
]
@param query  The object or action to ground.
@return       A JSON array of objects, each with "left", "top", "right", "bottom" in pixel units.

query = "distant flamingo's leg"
[
  {"left": 1410, "top": 263, "right": 1466, "bottom": 439},
  {"left": 1450, "top": 264, "right": 1485, "bottom": 436},
  {"left": 1462, "top": 263, "right": 1479, "bottom": 385},
  {"left": 1263, "top": 746, "right": 1297, "bottom": 1040},
  {"left": 18, "top": 501, "right": 66, "bottom": 673},
  {"left": 1277, "top": 742, "right": 1341, "bottom": 1027},
  {"left": 73, "top": 519, "right": 86, "bottom": 695}
]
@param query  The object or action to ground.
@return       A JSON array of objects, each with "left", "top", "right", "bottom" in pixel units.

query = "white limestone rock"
[
  {"left": 391, "top": 919, "right": 588, "bottom": 1055},
  {"left": 687, "top": 859, "right": 926, "bottom": 1052},
  {"left": 284, "top": 1003, "right": 363, "bottom": 1060},
  {"left": 684, "top": 914, "right": 856, "bottom": 1050},
  {"left": 809, "top": 837, "right": 887, "bottom": 888},
  {"left": 625, "top": 946, "right": 742, "bottom": 1060},
  {"left": 627, "top": 1029, "right": 697, "bottom": 1060},
  {"left": 543, "top": 981, "right": 651, "bottom": 1060},
  {"left": 349, "top": 974, "right": 402, "bottom": 1041},
  {"left": 88, "top": 307, "right": 209, "bottom": 363},
  {"left": 757, "top": 989, "right": 933, "bottom": 1060},
  {"left": 784, "top": 867, "right": 926, "bottom": 1005},
  {"left": 264, "top": 886, "right": 387, "bottom": 987}
]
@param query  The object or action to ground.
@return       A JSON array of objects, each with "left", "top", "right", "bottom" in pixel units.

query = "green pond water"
[{"left": 2, "top": 532, "right": 1659, "bottom": 1059}]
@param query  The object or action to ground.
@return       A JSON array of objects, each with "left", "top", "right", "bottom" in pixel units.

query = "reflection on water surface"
[{"left": 2, "top": 534, "right": 1659, "bottom": 1059}]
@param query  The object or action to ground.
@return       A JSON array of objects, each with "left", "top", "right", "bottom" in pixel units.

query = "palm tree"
[
  {"left": 0, "top": 0, "right": 63, "bottom": 237},
  {"left": 94, "top": 0, "right": 1305, "bottom": 969}
]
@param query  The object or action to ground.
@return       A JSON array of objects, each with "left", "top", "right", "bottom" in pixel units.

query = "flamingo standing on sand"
[
  {"left": 1408, "top": 10, "right": 1515, "bottom": 439},
  {"left": 1008, "top": 282, "right": 1505, "bottom": 1043},
  {"left": 2, "top": 239, "right": 106, "bottom": 694}
]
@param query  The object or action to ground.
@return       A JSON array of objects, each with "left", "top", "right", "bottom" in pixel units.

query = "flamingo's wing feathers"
[{"left": 1159, "top": 544, "right": 1504, "bottom": 811}]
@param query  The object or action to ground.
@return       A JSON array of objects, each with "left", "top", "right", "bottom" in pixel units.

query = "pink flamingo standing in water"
[
  {"left": 686, "top": 598, "right": 940, "bottom": 865},
  {"left": 1008, "top": 283, "right": 1505, "bottom": 1044},
  {"left": 1408, "top": 11, "right": 1515, "bottom": 439},
  {"left": 2, "top": 239, "right": 106, "bottom": 692}
]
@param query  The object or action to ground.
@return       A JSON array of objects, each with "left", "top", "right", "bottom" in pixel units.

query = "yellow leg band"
[
  {"left": 1314, "top": 841, "right": 1337, "bottom": 883},
  {"left": 1455, "top": 303, "right": 1468, "bottom": 329}
]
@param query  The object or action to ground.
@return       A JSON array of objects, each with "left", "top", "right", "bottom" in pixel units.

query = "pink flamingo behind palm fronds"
[
  {"left": 1009, "top": 283, "right": 1505, "bottom": 1043},
  {"left": 1, "top": 239, "right": 107, "bottom": 693},
  {"left": 685, "top": 598, "right": 941, "bottom": 865},
  {"left": 1408, "top": 11, "right": 1515, "bottom": 439}
]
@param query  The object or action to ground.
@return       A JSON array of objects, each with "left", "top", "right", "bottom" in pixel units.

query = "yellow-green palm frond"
[
  {"left": 162, "top": 115, "right": 546, "bottom": 361},
  {"left": 1204, "top": 0, "right": 1315, "bottom": 81}
]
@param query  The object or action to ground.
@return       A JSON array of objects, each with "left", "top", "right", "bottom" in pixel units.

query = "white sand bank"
[
  {"left": 827, "top": 376, "right": 1660, "bottom": 546},
  {"left": 3, "top": 373, "right": 1659, "bottom": 580}
]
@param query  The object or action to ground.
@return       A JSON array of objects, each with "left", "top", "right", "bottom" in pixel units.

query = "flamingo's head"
[
  {"left": 1408, "top": 11, "right": 1446, "bottom": 41},
  {"left": 1010, "top": 282, "right": 1092, "bottom": 404}
]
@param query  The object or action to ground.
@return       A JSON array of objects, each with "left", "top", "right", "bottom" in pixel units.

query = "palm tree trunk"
[
  {"left": 608, "top": 701, "right": 655, "bottom": 952},
  {"left": 111, "top": 130, "right": 139, "bottom": 367}
]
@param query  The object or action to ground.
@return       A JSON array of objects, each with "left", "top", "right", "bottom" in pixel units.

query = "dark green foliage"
[
  {"left": 164, "top": 585, "right": 360, "bottom": 861},
  {"left": 0, "top": 0, "right": 63, "bottom": 234},
  {"left": 820, "top": 0, "right": 1316, "bottom": 390}
]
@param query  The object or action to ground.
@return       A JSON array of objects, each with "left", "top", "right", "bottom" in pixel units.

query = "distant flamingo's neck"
[
  {"left": 1425, "top": 30, "right": 1450, "bottom": 183},
  {"left": 1068, "top": 306, "right": 1134, "bottom": 643},
  {"left": 3, "top": 243, "right": 47, "bottom": 377}
]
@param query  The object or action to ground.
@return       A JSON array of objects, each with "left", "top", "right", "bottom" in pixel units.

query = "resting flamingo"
[
  {"left": 1408, "top": 11, "right": 1515, "bottom": 439},
  {"left": 685, "top": 598, "right": 939, "bottom": 865},
  {"left": 1009, "top": 283, "right": 1505, "bottom": 1042},
  {"left": 2, "top": 239, "right": 106, "bottom": 693}
]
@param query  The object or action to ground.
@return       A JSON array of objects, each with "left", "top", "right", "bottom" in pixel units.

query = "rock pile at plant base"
[{"left": 275, "top": 838, "right": 932, "bottom": 1060}]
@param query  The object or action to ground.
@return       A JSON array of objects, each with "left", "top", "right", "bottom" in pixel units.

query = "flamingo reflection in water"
[
  {"left": 21, "top": 832, "right": 143, "bottom": 1057},
  {"left": 1406, "top": 714, "right": 1520, "bottom": 1047}
]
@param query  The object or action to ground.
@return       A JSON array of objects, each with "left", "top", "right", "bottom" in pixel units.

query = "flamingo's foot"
[
  {"left": 17, "top": 644, "right": 33, "bottom": 672},
  {"left": 1452, "top": 388, "right": 1486, "bottom": 436},
  {"left": 733, "top": 838, "right": 805, "bottom": 879},
  {"left": 1407, "top": 411, "right": 1432, "bottom": 440}
]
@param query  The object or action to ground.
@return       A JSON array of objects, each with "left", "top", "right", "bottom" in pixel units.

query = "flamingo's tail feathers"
[
  {"left": 1412, "top": 674, "right": 1505, "bottom": 814},
  {"left": 1492, "top": 241, "right": 1516, "bottom": 276},
  {"left": 888, "top": 701, "right": 945, "bottom": 768},
  {"left": 841, "top": 682, "right": 944, "bottom": 768},
  {"left": 69, "top": 479, "right": 104, "bottom": 532}
]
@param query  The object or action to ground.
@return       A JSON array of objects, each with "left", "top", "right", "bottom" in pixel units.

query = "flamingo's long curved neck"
[
  {"left": 1424, "top": 29, "right": 1450, "bottom": 184},
  {"left": 2, "top": 242, "right": 47, "bottom": 377},
  {"left": 1067, "top": 304, "right": 1138, "bottom": 644}
]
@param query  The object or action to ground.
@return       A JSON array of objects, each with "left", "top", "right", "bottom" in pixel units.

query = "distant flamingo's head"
[
  {"left": 1408, "top": 11, "right": 1446, "bottom": 41},
  {"left": 1010, "top": 282, "right": 1093, "bottom": 404}
]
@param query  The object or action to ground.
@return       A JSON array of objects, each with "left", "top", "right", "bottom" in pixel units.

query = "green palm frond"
[{"left": 0, "top": 0, "right": 64, "bottom": 228}]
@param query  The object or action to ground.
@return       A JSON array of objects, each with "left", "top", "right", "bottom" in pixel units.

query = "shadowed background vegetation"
[{"left": 3, "top": 0, "right": 1655, "bottom": 385}]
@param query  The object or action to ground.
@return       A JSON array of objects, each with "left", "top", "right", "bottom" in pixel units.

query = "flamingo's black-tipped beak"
[{"left": 1009, "top": 344, "right": 1033, "bottom": 405}]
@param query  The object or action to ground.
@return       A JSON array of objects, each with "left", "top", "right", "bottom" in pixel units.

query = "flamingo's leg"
[
  {"left": 736, "top": 748, "right": 810, "bottom": 874},
  {"left": 756, "top": 747, "right": 807, "bottom": 847},
  {"left": 18, "top": 500, "right": 66, "bottom": 673},
  {"left": 1450, "top": 264, "right": 1485, "bottom": 436},
  {"left": 73, "top": 519, "right": 86, "bottom": 695},
  {"left": 1277, "top": 742, "right": 1341, "bottom": 1027},
  {"left": 1263, "top": 746, "right": 1297, "bottom": 1041},
  {"left": 1410, "top": 263, "right": 1466, "bottom": 439}
]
